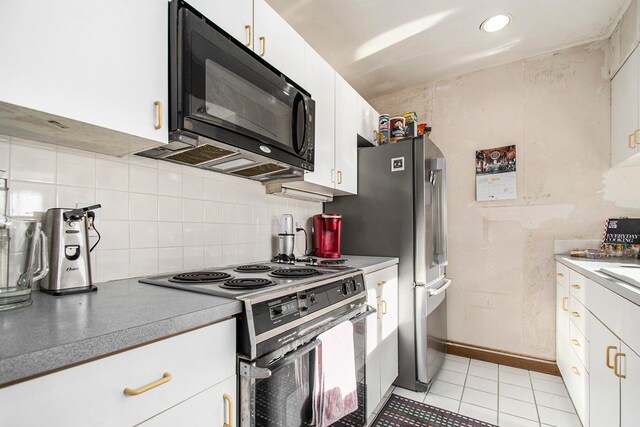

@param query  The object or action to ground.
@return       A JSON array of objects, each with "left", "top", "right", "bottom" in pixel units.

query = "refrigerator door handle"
[
  {"left": 428, "top": 279, "right": 451, "bottom": 296},
  {"left": 431, "top": 157, "right": 448, "bottom": 266}
]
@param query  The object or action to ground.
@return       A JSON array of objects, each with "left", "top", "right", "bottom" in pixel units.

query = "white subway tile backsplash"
[
  {"left": 158, "top": 247, "right": 183, "bottom": 273},
  {"left": 223, "top": 224, "right": 239, "bottom": 245},
  {"left": 204, "top": 201, "right": 223, "bottom": 223},
  {"left": 222, "top": 244, "right": 239, "bottom": 265},
  {"left": 204, "top": 245, "right": 223, "bottom": 266},
  {"left": 238, "top": 224, "right": 254, "bottom": 244},
  {"left": 57, "top": 151, "right": 95, "bottom": 188},
  {"left": 158, "top": 169, "right": 182, "bottom": 197},
  {"left": 183, "top": 199, "right": 204, "bottom": 223},
  {"left": 96, "top": 249, "right": 129, "bottom": 282},
  {"left": 95, "top": 158, "right": 129, "bottom": 191},
  {"left": 130, "top": 248, "right": 159, "bottom": 277},
  {"left": 203, "top": 178, "right": 221, "bottom": 201},
  {"left": 130, "top": 221, "right": 158, "bottom": 249},
  {"left": 204, "top": 223, "right": 223, "bottom": 246},
  {"left": 183, "top": 246, "right": 204, "bottom": 269},
  {"left": 129, "top": 164, "right": 158, "bottom": 194},
  {"left": 130, "top": 193, "right": 158, "bottom": 221},
  {"left": 56, "top": 185, "right": 95, "bottom": 209},
  {"left": 222, "top": 203, "right": 239, "bottom": 224},
  {"left": 9, "top": 180, "right": 56, "bottom": 216},
  {"left": 0, "top": 138, "right": 10, "bottom": 174},
  {"left": 183, "top": 222, "right": 204, "bottom": 246},
  {"left": 97, "top": 190, "right": 129, "bottom": 220},
  {"left": 5, "top": 139, "right": 321, "bottom": 281},
  {"left": 10, "top": 143, "right": 56, "bottom": 183},
  {"left": 182, "top": 174, "right": 204, "bottom": 199},
  {"left": 158, "top": 222, "right": 183, "bottom": 248},
  {"left": 157, "top": 196, "right": 182, "bottom": 222},
  {"left": 237, "top": 204, "right": 252, "bottom": 224},
  {"left": 98, "top": 220, "right": 130, "bottom": 250}
]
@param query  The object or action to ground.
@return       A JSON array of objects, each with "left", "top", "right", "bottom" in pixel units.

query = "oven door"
[
  {"left": 239, "top": 306, "right": 373, "bottom": 427},
  {"left": 176, "top": 5, "right": 315, "bottom": 171}
]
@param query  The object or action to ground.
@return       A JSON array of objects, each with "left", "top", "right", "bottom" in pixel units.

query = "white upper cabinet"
[
  {"left": 0, "top": 0, "right": 168, "bottom": 145},
  {"left": 253, "top": 0, "right": 305, "bottom": 85},
  {"left": 357, "top": 95, "right": 379, "bottom": 145},
  {"left": 611, "top": 46, "right": 640, "bottom": 166},
  {"left": 303, "top": 46, "right": 336, "bottom": 189},
  {"left": 335, "top": 75, "right": 359, "bottom": 195},
  {"left": 188, "top": 0, "right": 253, "bottom": 48}
]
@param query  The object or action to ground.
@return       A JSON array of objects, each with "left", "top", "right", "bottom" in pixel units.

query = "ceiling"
[{"left": 266, "top": 0, "right": 628, "bottom": 99}]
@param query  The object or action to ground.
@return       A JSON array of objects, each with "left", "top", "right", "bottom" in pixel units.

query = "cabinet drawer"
[
  {"left": 556, "top": 262, "right": 570, "bottom": 288},
  {"left": 559, "top": 339, "right": 589, "bottom": 426},
  {"left": 0, "top": 320, "right": 236, "bottom": 427},
  {"left": 569, "top": 270, "right": 587, "bottom": 305},
  {"left": 569, "top": 295, "right": 587, "bottom": 338},
  {"left": 138, "top": 374, "right": 236, "bottom": 427},
  {"left": 364, "top": 265, "right": 398, "bottom": 298},
  {"left": 569, "top": 321, "right": 589, "bottom": 370}
]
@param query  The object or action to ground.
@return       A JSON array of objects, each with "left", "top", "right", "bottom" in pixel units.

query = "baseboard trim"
[{"left": 447, "top": 341, "right": 561, "bottom": 376}]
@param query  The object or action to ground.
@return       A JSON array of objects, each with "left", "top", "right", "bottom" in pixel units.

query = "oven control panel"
[{"left": 252, "top": 273, "right": 365, "bottom": 336}]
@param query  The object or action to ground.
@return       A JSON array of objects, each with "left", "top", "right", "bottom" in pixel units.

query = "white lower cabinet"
[
  {"left": 364, "top": 265, "right": 398, "bottom": 423},
  {"left": 557, "top": 261, "right": 640, "bottom": 427},
  {"left": 138, "top": 374, "right": 236, "bottom": 427},
  {"left": 0, "top": 320, "right": 236, "bottom": 426}
]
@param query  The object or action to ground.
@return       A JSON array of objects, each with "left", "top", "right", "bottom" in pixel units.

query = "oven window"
[
  {"left": 256, "top": 354, "right": 313, "bottom": 427},
  {"left": 201, "top": 58, "right": 294, "bottom": 150}
]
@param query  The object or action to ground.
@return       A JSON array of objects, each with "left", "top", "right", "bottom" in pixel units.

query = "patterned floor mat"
[{"left": 371, "top": 394, "right": 498, "bottom": 427}]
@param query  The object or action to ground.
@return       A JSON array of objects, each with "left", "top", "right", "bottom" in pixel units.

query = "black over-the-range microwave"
[{"left": 138, "top": 0, "right": 315, "bottom": 181}]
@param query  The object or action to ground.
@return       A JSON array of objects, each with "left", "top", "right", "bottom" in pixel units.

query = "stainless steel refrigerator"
[{"left": 327, "top": 136, "right": 450, "bottom": 392}]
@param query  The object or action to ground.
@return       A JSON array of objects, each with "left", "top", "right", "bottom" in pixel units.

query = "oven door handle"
[
  {"left": 349, "top": 304, "right": 377, "bottom": 323},
  {"left": 240, "top": 339, "right": 321, "bottom": 379}
]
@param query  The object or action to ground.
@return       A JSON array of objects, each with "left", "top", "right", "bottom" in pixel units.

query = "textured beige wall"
[{"left": 370, "top": 43, "right": 640, "bottom": 360}]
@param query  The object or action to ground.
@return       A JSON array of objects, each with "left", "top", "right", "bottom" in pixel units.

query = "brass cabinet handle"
[
  {"left": 373, "top": 129, "right": 378, "bottom": 142},
  {"left": 244, "top": 25, "right": 252, "bottom": 48},
  {"left": 571, "top": 338, "right": 581, "bottom": 347},
  {"left": 223, "top": 393, "right": 233, "bottom": 427},
  {"left": 562, "top": 297, "right": 568, "bottom": 312},
  {"left": 259, "top": 36, "right": 266, "bottom": 57},
  {"left": 634, "top": 129, "right": 640, "bottom": 148},
  {"left": 571, "top": 284, "right": 581, "bottom": 289},
  {"left": 629, "top": 133, "right": 635, "bottom": 149},
  {"left": 123, "top": 372, "right": 172, "bottom": 396},
  {"left": 337, "top": 171, "right": 343, "bottom": 184},
  {"left": 606, "top": 345, "right": 617, "bottom": 369},
  {"left": 154, "top": 101, "right": 163, "bottom": 130},
  {"left": 557, "top": 272, "right": 564, "bottom": 277},
  {"left": 382, "top": 300, "right": 387, "bottom": 315},
  {"left": 571, "top": 366, "right": 580, "bottom": 376},
  {"left": 571, "top": 311, "right": 581, "bottom": 318},
  {"left": 377, "top": 280, "right": 386, "bottom": 287},
  {"left": 614, "top": 353, "right": 626, "bottom": 379}
]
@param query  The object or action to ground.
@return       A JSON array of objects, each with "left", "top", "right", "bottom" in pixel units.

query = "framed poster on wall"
[{"left": 475, "top": 145, "right": 517, "bottom": 201}]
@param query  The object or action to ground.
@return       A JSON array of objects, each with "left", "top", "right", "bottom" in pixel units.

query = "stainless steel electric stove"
[{"left": 139, "top": 259, "right": 373, "bottom": 427}]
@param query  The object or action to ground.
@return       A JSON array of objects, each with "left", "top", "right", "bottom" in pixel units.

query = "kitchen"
[{"left": 1, "top": 0, "right": 640, "bottom": 426}]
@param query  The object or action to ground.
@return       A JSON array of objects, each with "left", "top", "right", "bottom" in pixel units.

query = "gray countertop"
[
  {"left": 0, "top": 255, "right": 397, "bottom": 387},
  {"left": 555, "top": 255, "right": 640, "bottom": 306},
  {"left": 341, "top": 255, "right": 399, "bottom": 274},
  {"left": 0, "top": 279, "right": 242, "bottom": 387}
]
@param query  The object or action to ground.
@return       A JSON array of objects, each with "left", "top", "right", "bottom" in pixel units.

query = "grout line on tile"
[{"left": 529, "top": 369, "right": 542, "bottom": 424}]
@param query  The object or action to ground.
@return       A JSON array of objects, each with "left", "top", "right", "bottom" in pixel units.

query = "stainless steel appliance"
[
  {"left": 140, "top": 260, "right": 374, "bottom": 426},
  {"left": 137, "top": 0, "right": 315, "bottom": 182},
  {"left": 277, "top": 214, "right": 295, "bottom": 260},
  {"left": 327, "top": 136, "right": 450, "bottom": 391},
  {"left": 40, "top": 205, "right": 100, "bottom": 295}
]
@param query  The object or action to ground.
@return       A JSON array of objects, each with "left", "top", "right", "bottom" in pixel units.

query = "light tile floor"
[{"left": 388, "top": 354, "right": 582, "bottom": 427}]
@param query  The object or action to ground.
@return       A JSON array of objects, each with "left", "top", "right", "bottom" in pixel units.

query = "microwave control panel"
[{"left": 252, "top": 273, "right": 364, "bottom": 336}]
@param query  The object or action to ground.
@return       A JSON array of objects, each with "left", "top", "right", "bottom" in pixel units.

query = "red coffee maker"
[{"left": 313, "top": 213, "right": 342, "bottom": 258}]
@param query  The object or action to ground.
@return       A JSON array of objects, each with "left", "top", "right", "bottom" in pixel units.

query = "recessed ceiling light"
[{"left": 480, "top": 14, "right": 512, "bottom": 33}]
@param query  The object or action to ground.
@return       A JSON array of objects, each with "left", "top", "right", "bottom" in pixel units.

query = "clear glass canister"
[{"left": 0, "top": 216, "right": 49, "bottom": 311}]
